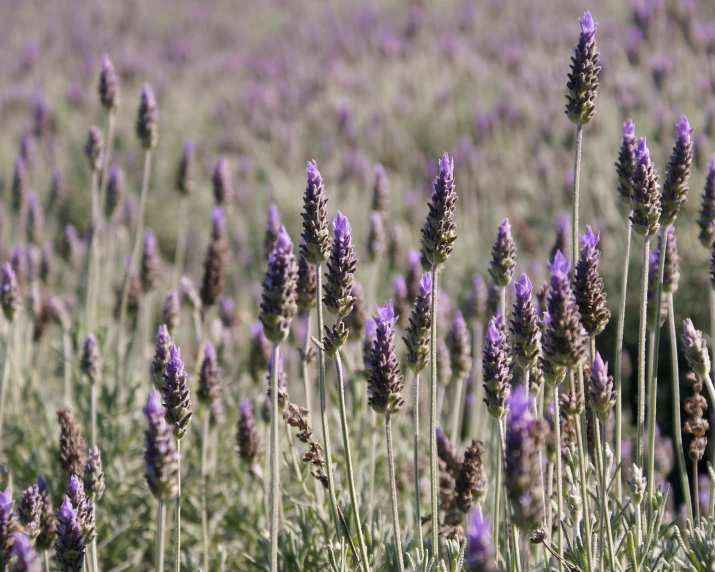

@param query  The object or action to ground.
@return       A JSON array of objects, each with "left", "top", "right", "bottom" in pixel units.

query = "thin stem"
[
  {"left": 572, "top": 124, "right": 583, "bottom": 267},
  {"left": 428, "top": 264, "right": 439, "bottom": 560},
  {"left": 596, "top": 418, "right": 617, "bottom": 572},
  {"left": 156, "top": 501, "right": 167, "bottom": 572},
  {"left": 553, "top": 383, "right": 564, "bottom": 572},
  {"left": 667, "top": 293, "right": 692, "bottom": 520},
  {"left": 493, "top": 417, "right": 502, "bottom": 563},
  {"left": 269, "top": 343, "right": 280, "bottom": 572},
  {"left": 385, "top": 414, "right": 404, "bottom": 571},
  {"left": 0, "top": 321, "right": 15, "bottom": 450},
  {"left": 335, "top": 350, "right": 370, "bottom": 570},
  {"left": 172, "top": 197, "right": 189, "bottom": 286},
  {"left": 614, "top": 219, "right": 632, "bottom": 506},
  {"left": 449, "top": 375, "right": 464, "bottom": 444},
  {"left": 91, "top": 381, "right": 97, "bottom": 449},
  {"left": 412, "top": 371, "right": 423, "bottom": 551},
  {"left": 44, "top": 551, "right": 49, "bottom": 572},
  {"left": 302, "top": 313, "right": 313, "bottom": 424},
  {"left": 694, "top": 460, "right": 700, "bottom": 523},
  {"left": 647, "top": 225, "right": 667, "bottom": 501},
  {"left": 175, "top": 439, "right": 181, "bottom": 572},
  {"left": 90, "top": 494, "right": 99, "bottom": 572},
  {"left": 85, "top": 170, "right": 99, "bottom": 332},
  {"left": 315, "top": 266, "right": 341, "bottom": 542},
  {"left": 636, "top": 237, "right": 651, "bottom": 468}
]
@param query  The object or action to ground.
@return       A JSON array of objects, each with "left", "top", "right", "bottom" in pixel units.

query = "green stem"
[
  {"left": 175, "top": 439, "right": 181, "bottom": 572},
  {"left": 269, "top": 343, "right": 280, "bottom": 572},
  {"left": 91, "top": 381, "right": 97, "bottom": 449},
  {"left": 156, "top": 501, "right": 167, "bottom": 572},
  {"left": 0, "top": 321, "right": 15, "bottom": 451},
  {"left": 428, "top": 264, "right": 439, "bottom": 560},
  {"left": 315, "top": 267, "right": 342, "bottom": 544},
  {"left": 694, "top": 460, "right": 700, "bottom": 523},
  {"left": 85, "top": 170, "right": 99, "bottom": 332},
  {"left": 667, "top": 293, "right": 692, "bottom": 521},
  {"left": 412, "top": 371, "right": 423, "bottom": 550},
  {"left": 44, "top": 551, "right": 49, "bottom": 572},
  {"left": 614, "top": 219, "right": 631, "bottom": 507},
  {"left": 572, "top": 125, "right": 583, "bottom": 267},
  {"left": 647, "top": 225, "right": 667, "bottom": 501},
  {"left": 302, "top": 313, "right": 313, "bottom": 423},
  {"left": 636, "top": 237, "right": 650, "bottom": 468},
  {"left": 553, "top": 383, "right": 564, "bottom": 572},
  {"left": 335, "top": 350, "right": 370, "bottom": 570},
  {"left": 493, "top": 417, "right": 502, "bottom": 564},
  {"left": 596, "top": 418, "right": 616, "bottom": 572},
  {"left": 385, "top": 414, "right": 404, "bottom": 571}
]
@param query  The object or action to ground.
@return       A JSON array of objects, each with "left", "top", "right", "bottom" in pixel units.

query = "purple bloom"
[
  {"left": 566, "top": 11, "right": 601, "bottom": 124},
  {"left": 483, "top": 313, "right": 512, "bottom": 419},
  {"left": 98, "top": 53, "right": 120, "bottom": 111},
  {"left": 140, "top": 229, "right": 158, "bottom": 292},
  {"left": 237, "top": 399, "right": 263, "bottom": 461},
  {"left": 575, "top": 225, "right": 610, "bottom": 336},
  {"left": 198, "top": 342, "right": 222, "bottom": 406},
  {"left": 212, "top": 157, "right": 232, "bottom": 206},
  {"left": 368, "top": 301, "right": 405, "bottom": 414},
  {"left": 161, "top": 345, "right": 193, "bottom": 440},
  {"left": 489, "top": 219, "right": 516, "bottom": 288},
  {"left": 580, "top": 11, "right": 597, "bottom": 39},
  {"left": 447, "top": 310, "right": 472, "bottom": 382},
  {"left": 465, "top": 509, "right": 497, "bottom": 572},
  {"left": 301, "top": 161, "right": 330, "bottom": 264},
  {"left": 404, "top": 272, "right": 432, "bottom": 372},
  {"left": 661, "top": 115, "right": 695, "bottom": 225},
  {"left": 323, "top": 212, "right": 357, "bottom": 319},
  {"left": 200, "top": 207, "right": 229, "bottom": 308},
  {"left": 421, "top": 152, "right": 458, "bottom": 265},
  {"left": 510, "top": 274, "right": 541, "bottom": 369},
  {"left": 135, "top": 84, "right": 158, "bottom": 149},
  {"left": 589, "top": 352, "right": 616, "bottom": 420},
  {"left": 55, "top": 497, "right": 85, "bottom": 572},
  {"left": 12, "top": 532, "right": 41, "bottom": 572},
  {"left": 143, "top": 389, "right": 179, "bottom": 501}
]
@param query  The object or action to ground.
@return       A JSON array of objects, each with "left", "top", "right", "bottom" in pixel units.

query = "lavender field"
[{"left": 3, "top": 0, "right": 715, "bottom": 570}]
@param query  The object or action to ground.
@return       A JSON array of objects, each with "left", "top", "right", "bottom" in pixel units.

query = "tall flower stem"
[
  {"left": 172, "top": 197, "right": 189, "bottom": 286},
  {"left": 269, "top": 342, "right": 281, "bottom": 572},
  {"left": 412, "top": 371, "right": 423, "bottom": 550},
  {"left": 315, "top": 267, "right": 341, "bottom": 543},
  {"left": 572, "top": 125, "right": 584, "bottom": 266},
  {"left": 647, "top": 226, "right": 667, "bottom": 500},
  {"left": 85, "top": 170, "right": 99, "bottom": 332},
  {"left": 569, "top": 367, "right": 593, "bottom": 571},
  {"left": 91, "top": 381, "right": 97, "bottom": 448},
  {"left": 385, "top": 413, "right": 404, "bottom": 571},
  {"left": 498, "top": 419, "right": 521, "bottom": 571},
  {"left": 636, "top": 237, "right": 651, "bottom": 467},
  {"left": 595, "top": 419, "right": 616, "bottom": 572},
  {"left": 0, "top": 322, "right": 14, "bottom": 449},
  {"left": 91, "top": 499, "right": 99, "bottom": 572},
  {"left": 694, "top": 461, "right": 700, "bottom": 522},
  {"left": 116, "top": 149, "right": 152, "bottom": 383},
  {"left": 335, "top": 349, "right": 370, "bottom": 569},
  {"left": 175, "top": 440, "right": 182, "bottom": 572},
  {"left": 302, "top": 313, "right": 313, "bottom": 423},
  {"left": 667, "top": 293, "right": 692, "bottom": 520},
  {"left": 614, "top": 217, "right": 632, "bottom": 505},
  {"left": 156, "top": 501, "right": 167, "bottom": 572},
  {"left": 493, "top": 417, "right": 502, "bottom": 562},
  {"left": 201, "top": 407, "right": 210, "bottom": 572},
  {"left": 553, "top": 383, "right": 564, "bottom": 572},
  {"left": 428, "top": 264, "right": 439, "bottom": 560}
]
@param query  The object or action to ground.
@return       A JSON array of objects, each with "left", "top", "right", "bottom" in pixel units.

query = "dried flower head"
[
  {"left": 489, "top": 219, "right": 517, "bottom": 288},
  {"left": 421, "top": 153, "right": 457, "bottom": 266},
  {"left": 661, "top": 116, "right": 694, "bottom": 225},
  {"left": 57, "top": 409, "right": 87, "bottom": 476},
  {"left": 630, "top": 137, "right": 661, "bottom": 238},
  {"left": 84, "top": 126, "right": 104, "bottom": 172},
  {"left": 283, "top": 403, "right": 329, "bottom": 489},
  {"left": 237, "top": 399, "right": 263, "bottom": 462},
  {"left": 200, "top": 207, "right": 229, "bottom": 307},
  {"left": 368, "top": 301, "right": 405, "bottom": 415},
  {"left": 135, "top": 84, "right": 158, "bottom": 149},
  {"left": 161, "top": 345, "right": 194, "bottom": 440},
  {"left": 628, "top": 465, "right": 647, "bottom": 506},
  {"left": 682, "top": 318, "right": 711, "bottom": 378},
  {"left": 198, "top": 342, "right": 222, "bottom": 405},
  {"left": 300, "top": 161, "right": 330, "bottom": 264},
  {"left": 566, "top": 11, "right": 601, "bottom": 125},
  {"left": 372, "top": 163, "right": 389, "bottom": 215},
  {"left": 260, "top": 225, "right": 299, "bottom": 342},
  {"left": 684, "top": 372, "right": 709, "bottom": 462},
  {"left": 616, "top": 120, "right": 637, "bottom": 206},
  {"left": 574, "top": 226, "right": 610, "bottom": 336},
  {"left": 143, "top": 389, "right": 179, "bottom": 501}
]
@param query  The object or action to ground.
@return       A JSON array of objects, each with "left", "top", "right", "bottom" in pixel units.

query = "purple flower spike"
[
  {"left": 698, "top": 155, "right": 715, "bottom": 247},
  {"left": 198, "top": 341, "right": 222, "bottom": 406},
  {"left": 630, "top": 136, "right": 661, "bottom": 237},
  {"left": 0, "top": 263, "right": 20, "bottom": 322},
  {"left": 489, "top": 218, "right": 517, "bottom": 288},
  {"left": 511, "top": 274, "right": 541, "bottom": 370},
  {"left": 261, "top": 225, "right": 299, "bottom": 342},
  {"left": 548, "top": 251, "right": 570, "bottom": 279},
  {"left": 661, "top": 115, "right": 695, "bottom": 225},
  {"left": 483, "top": 313, "right": 512, "bottom": 419},
  {"left": 80, "top": 334, "right": 101, "bottom": 382},
  {"left": 580, "top": 11, "right": 597, "bottom": 38},
  {"left": 368, "top": 300, "right": 405, "bottom": 414},
  {"left": 589, "top": 351, "right": 616, "bottom": 420},
  {"left": 514, "top": 273, "right": 532, "bottom": 299},
  {"left": 448, "top": 310, "right": 472, "bottom": 382},
  {"left": 405, "top": 272, "right": 432, "bottom": 372},
  {"left": 12, "top": 532, "right": 41, "bottom": 572},
  {"left": 465, "top": 509, "right": 497, "bottom": 572},
  {"left": 566, "top": 10, "right": 601, "bottom": 124},
  {"left": 135, "top": 84, "right": 158, "bottom": 149},
  {"left": 143, "top": 389, "right": 179, "bottom": 501},
  {"left": 334, "top": 211, "right": 350, "bottom": 239},
  {"left": 624, "top": 119, "right": 635, "bottom": 138},
  {"left": 306, "top": 160, "right": 322, "bottom": 187},
  {"left": 237, "top": 399, "right": 263, "bottom": 461},
  {"left": 323, "top": 213, "right": 357, "bottom": 319},
  {"left": 301, "top": 160, "right": 330, "bottom": 265},
  {"left": 200, "top": 207, "right": 229, "bottom": 307},
  {"left": 176, "top": 140, "right": 194, "bottom": 195},
  {"left": 575, "top": 226, "right": 610, "bottom": 336},
  {"left": 161, "top": 345, "right": 193, "bottom": 440},
  {"left": 421, "top": 152, "right": 458, "bottom": 265},
  {"left": 616, "top": 122, "right": 636, "bottom": 206},
  {"left": 55, "top": 497, "right": 85, "bottom": 572}
]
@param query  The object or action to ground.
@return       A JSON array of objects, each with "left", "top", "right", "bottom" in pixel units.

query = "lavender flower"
[
  {"left": 79, "top": 333, "right": 101, "bottom": 382},
  {"left": 57, "top": 408, "right": 87, "bottom": 476},
  {"left": 630, "top": 137, "right": 661, "bottom": 238},
  {"left": 35, "top": 478, "right": 55, "bottom": 552},
  {"left": 574, "top": 226, "right": 610, "bottom": 336},
  {"left": 175, "top": 141, "right": 194, "bottom": 195},
  {"left": 83, "top": 447, "right": 105, "bottom": 500},
  {"left": 0, "top": 488, "right": 18, "bottom": 570},
  {"left": 11, "top": 157, "right": 26, "bottom": 214},
  {"left": 300, "top": 161, "right": 330, "bottom": 265},
  {"left": 151, "top": 325, "right": 172, "bottom": 387},
  {"left": 372, "top": 163, "right": 389, "bottom": 215},
  {"left": 698, "top": 156, "right": 715, "bottom": 247},
  {"left": 260, "top": 225, "right": 299, "bottom": 342},
  {"left": 421, "top": 153, "right": 457, "bottom": 266},
  {"left": 464, "top": 509, "right": 497, "bottom": 572},
  {"left": 237, "top": 399, "right": 263, "bottom": 462},
  {"left": 1, "top": 264, "right": 21, "bottom": 322},
  {"left": 143, "top": 389, "right": 179, "bottom": 501},
  {"left": 65, "top": 475, "right": 95, "bottom": 544},
  {"left": 140, "top": 229, "right": 159, "bottom": 292},
  {"left": 11, "top": 532, "right": 40, "bottom": 572},
  {"left": 566, "top": 11, "right": 601, "bottom": 125},
  {"left": 504, "top": 387, "right": 546, "bottom": 531},
  {"left": 98, "top": 54, "right": 120, "bottom": 111},
  {"left": 161, "top": 345, "right": 194, "bottom": 440},
  {"left": 368, "top": 301, "right": 405, "bottom": 414},
  {"left": 84, "top": 126, "right": 104, "bottom": 172},
  {"left": 366, "top": 210, "right": 385, "bottom": 262},
  {"left": 249, "top": 321, "right": 271, "bottom": 382},
  {"left": 663, "top": 226, "right": 680, "bottom": 294},
  {"left": 404, "top": 272, "right": 432, "bottom": 373},
  {"left": 661, "top": 116, "right": 694, "bottom": 225},
  {"left": 542, "top": 251, "right": 587, "bottom": 367},
  {"left": 323, "top": 212, "right": 357, "bottom": 319},
  {"left": 135, "top": 84, "right": 158, "bottom": 149},
  {"left": 616, "top": 120, "right": 637, "bottom": 206},
  {"left": 105, "top": 166, "right": 124, "bottom": 218},
  {"left": 510, "top": 274, "right": 541, "bottom": 369},
  {"left": 54, "top": 498, "right": 85, "bottom": 572},
  {"left": 18, "top": 485, "right": 41, "bottom": 542},
  {"left": 589, "top": 352, "right": 616, "bottom": 421},
  {"left": 265, "top": 204, "right": 281, "bottom": 259},
  {"left": 489, "top": 219, "right": 517, "bottom": 288},
  {"left": 483, "top": 313, "right": 513, "bottom": 419},
  {"left": 447, "top": 311, "right": 472, "bottom": 383},
  {"left": 198, "top": 342, "right": 222, "bottom": 405},
  {"left": 162, "top": 290, "right": 180, "bottom": 334},
  {"left": 200, "top": 207, "right": 229, "bottom": 307},
  {"left": 682, "top": 319, "right": 711, "bottom": 378}
]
